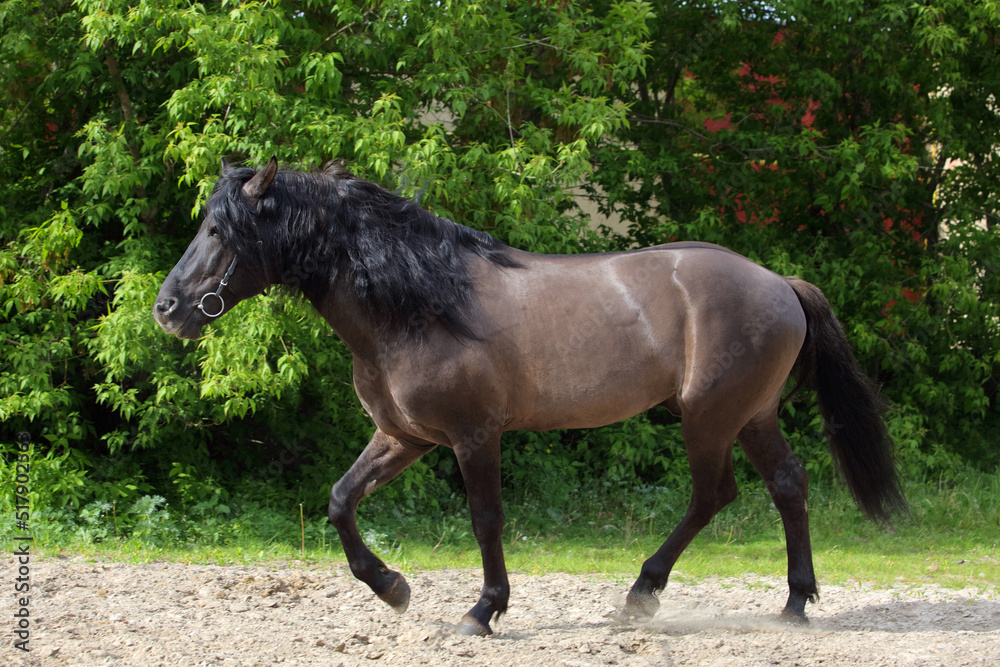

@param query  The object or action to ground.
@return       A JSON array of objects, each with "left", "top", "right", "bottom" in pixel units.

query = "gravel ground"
[{"left": 4, "top": 556, "right": 999, "bottom": 666}]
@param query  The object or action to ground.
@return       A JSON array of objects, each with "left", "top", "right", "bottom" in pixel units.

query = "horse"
[{"left": 153, "top": 156, "right": 906, "bottom": 636}]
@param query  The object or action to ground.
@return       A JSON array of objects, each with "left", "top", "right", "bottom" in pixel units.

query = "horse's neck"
[{"left": 304, "top": 278, "right": 385, "bottom": 363}]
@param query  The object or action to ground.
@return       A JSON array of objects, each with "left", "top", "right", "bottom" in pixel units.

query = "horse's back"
[{"left": 482, "top": 244, "right": 806, "bottom": 431}]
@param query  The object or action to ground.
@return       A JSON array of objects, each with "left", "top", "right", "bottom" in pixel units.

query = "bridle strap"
[
  {"left": 197, "top": 197, "right": 273, "bottom": 319},
  {"left": 197, "top": 255, "right": 238, "bottom": 318}
]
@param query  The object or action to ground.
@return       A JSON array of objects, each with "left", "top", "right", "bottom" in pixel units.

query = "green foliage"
[
  {"left": 591, "top": 0, "right": 1000, "bottom": 472},
  {"left": 1, "top": 0, "right": 999, "bottom": 548}
]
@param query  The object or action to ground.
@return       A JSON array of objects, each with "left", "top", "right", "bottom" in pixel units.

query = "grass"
[{"left": 15, "top": 469, "right": 998, "bottom": 593}]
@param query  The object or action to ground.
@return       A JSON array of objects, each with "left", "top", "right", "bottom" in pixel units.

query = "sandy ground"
[{"left": 3, "top": 556, "right": 999, "bottom": 666}]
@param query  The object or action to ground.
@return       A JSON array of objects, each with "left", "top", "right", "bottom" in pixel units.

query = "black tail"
[{"left": 786, "top": 277, "right": 908, "bottom": 525}]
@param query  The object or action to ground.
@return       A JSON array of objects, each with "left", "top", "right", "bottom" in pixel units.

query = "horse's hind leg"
[
  {"left": 625, "top": 424, "right": 739, "bottom": 619},
  {"left": 737, "top": 414, "right": 818, "bottom": 622},
  {"left": 328, "top": 429, "right": 434, "bottom": 613}
]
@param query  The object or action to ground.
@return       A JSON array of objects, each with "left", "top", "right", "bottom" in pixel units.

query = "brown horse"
[{"left": 154, "top": 157, "right": 905, "bottom": 635}]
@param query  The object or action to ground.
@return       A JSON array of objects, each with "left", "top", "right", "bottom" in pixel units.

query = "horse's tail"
[{"left": 785, "top": 277, "right": 908, "bottom": 525}]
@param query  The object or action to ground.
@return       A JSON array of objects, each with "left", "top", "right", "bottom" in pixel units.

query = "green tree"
[
  {"left": 1, "top": 0, "right": 998, "bottom": 533},
  {"left": 590, "top": 0, "right": 1000, "bottom": 474},
  {"left": 0, "top": 0, "right": 652, "bottom": 518}
]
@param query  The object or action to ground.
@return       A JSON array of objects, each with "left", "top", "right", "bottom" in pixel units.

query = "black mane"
[{"left": 206, "top": 163, "right": 522, "bottom": 339}]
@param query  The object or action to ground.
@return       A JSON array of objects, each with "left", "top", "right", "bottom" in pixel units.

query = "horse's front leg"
[
  {"left": 328, "top": 429, "right": 434, "bottom": 612},
  {"left": 453, "top": 431, "right": 509, "bottom": 636}
]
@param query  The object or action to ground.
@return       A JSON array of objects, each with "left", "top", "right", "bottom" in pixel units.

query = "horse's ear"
[
  {"left": 221, "top": 157, "right": 234, "bottom": 177},
  {"left": 242, "top": 155, "right": 278, "bottom": 209}
]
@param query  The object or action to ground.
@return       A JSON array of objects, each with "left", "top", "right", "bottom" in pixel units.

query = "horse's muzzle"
[{"left": 153, "top": 296, "right": 203, "bottom": 338}]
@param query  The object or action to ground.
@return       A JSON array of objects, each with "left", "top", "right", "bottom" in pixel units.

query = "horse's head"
[{"left": 153, "top": 156, "right": 279, "bottom": 339}]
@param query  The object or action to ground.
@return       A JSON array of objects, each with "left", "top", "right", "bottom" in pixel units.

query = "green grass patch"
[{"left": 10, "top": 468, "right": 997, "bottom": 594}]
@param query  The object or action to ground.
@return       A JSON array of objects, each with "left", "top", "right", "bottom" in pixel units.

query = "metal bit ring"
[{"left": 198, "top": 292, "right": 225, "bottom": 318}]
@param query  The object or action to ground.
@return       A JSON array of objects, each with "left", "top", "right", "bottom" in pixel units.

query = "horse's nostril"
[{"left": 156, "top": 297, "right": 178, "bottom": 315}]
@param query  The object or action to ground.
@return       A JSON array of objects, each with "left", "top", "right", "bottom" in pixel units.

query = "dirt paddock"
[{"left": 5, "top": 556, "right": 999, "bottom": 666}]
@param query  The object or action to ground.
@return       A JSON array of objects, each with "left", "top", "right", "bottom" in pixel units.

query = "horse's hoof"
[
  {"left": 457, "top": 613, "right": 492, "bottom": 636},
  {"left": 623, "top": 588, "right": 660, "bottom": 621},
  {"left": 376, "top": 571, "right": 410, "bottom": 613},
  {"left": 779, "top": 609, "right": 809, "bottom": 626}
]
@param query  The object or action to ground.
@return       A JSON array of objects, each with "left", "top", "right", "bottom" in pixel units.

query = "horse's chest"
[{"left": 352, "top": 362, "right": 453, "bottom": 445}]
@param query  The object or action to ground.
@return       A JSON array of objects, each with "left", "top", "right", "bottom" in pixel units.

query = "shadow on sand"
[{"left": 639, "top": 597, "right": 1000, "bottom": 636}]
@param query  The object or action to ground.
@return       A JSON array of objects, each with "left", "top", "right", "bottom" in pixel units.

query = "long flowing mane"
[{"left": 206, "top": 163, "right": 522, "bottom": 339}]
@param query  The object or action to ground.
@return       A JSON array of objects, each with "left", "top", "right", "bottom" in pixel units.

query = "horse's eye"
[{"left": 208, "top": 226, "right": 218, "bottom": 237}]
